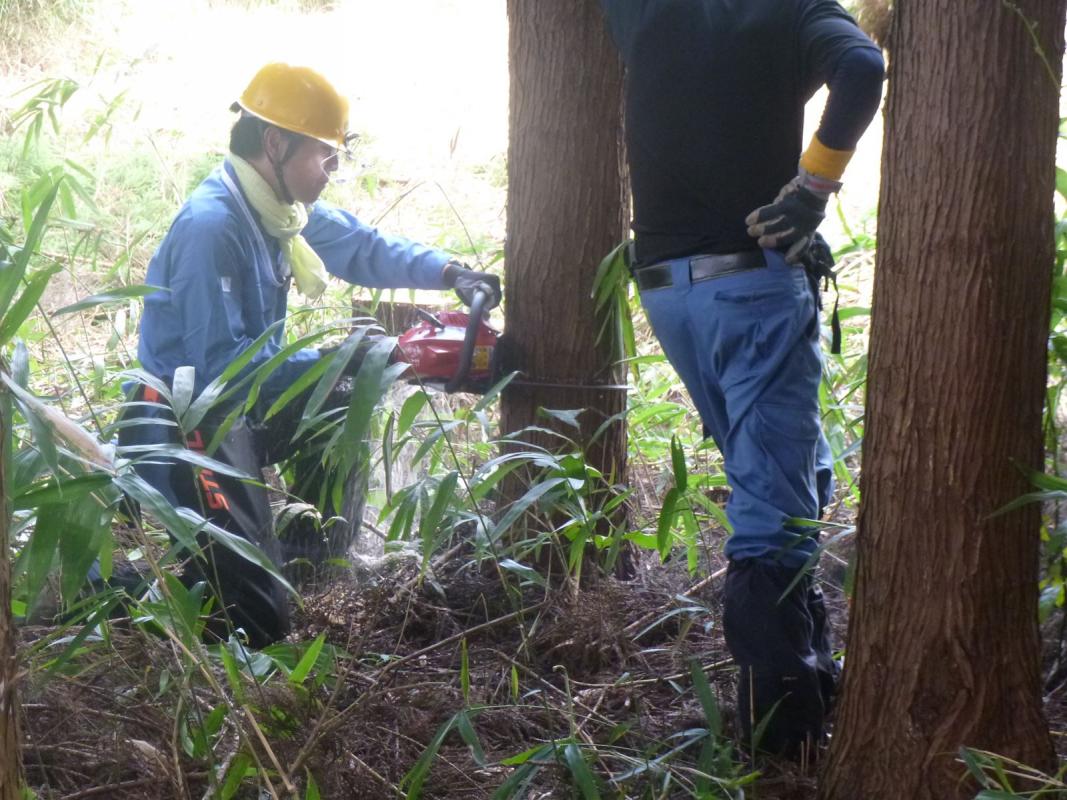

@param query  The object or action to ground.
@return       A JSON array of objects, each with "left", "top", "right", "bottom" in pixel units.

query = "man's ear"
[{"left": 262, "top": 126, "right": 287, "bottom": 164}]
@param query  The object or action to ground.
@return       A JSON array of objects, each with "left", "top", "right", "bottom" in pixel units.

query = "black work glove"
[
  {"left": 444, "top": 260, "right": 502, "bottom": 310},
  {"left": 745, "top": 169, "right": 842, "bottom": 264}
]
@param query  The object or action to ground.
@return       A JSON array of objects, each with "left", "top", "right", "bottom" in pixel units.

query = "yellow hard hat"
[{"left": 235, "top": 63, "right": 349, "bottom": 148}]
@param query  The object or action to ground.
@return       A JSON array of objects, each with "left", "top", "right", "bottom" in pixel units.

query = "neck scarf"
[{"left": 228, "top": 154, "right": 329, "bottom": 299}]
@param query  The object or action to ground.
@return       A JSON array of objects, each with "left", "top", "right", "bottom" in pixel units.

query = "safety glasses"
[{"left": 319, "top": 132, "right": 362, "bottom": 186}]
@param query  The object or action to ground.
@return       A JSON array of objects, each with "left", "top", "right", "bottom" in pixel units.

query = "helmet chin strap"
[{"left": 267, "top": 130, "right": 302, "bottom": 205}]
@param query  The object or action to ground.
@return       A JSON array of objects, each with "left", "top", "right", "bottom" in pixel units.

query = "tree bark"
[
  {"left": 501, "top": 0, "right": 629, "bottom": 497},
  {"left": 820, "top": 4, "right": 1066, "bottom": 798},
  {"left": 0, "top": 389, "right": 22, "bottom": 799}
]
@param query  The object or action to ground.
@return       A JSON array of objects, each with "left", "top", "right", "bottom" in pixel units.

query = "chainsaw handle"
[{"left": 445, "top": 288, "right": 489, "bottom": 393}]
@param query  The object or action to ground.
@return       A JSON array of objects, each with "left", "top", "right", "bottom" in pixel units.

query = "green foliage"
[{"left": 960, "top": 748, "right": 1067, "bottom": 799}]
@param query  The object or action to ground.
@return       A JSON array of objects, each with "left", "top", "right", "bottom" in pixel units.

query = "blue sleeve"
[
  {"left": 303, "top": 202, "right": 452, "bottom": 290},
  {"left": 798, "top": 0, "right": 885, "bottom": 150},
  {"left": 166, "top": 211, "right": 319, "bottom": 398}
]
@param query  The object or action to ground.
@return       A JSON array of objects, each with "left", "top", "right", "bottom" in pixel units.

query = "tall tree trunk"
[
  {"left": 0, "top": 390, "right": 21, "bottom": 799},
  {"left": 820, "top": 4, "right": 1065, "bottom": 798},
  {"left": 501, "top": 0, "right": 629, "bottom": 503}
]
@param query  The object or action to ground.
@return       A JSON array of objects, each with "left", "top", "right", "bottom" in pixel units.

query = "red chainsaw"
[{"left": 397, "top": 288, "right": 502, "bottom": 393}]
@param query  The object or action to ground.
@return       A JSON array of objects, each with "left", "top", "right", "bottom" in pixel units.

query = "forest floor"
[
  {"left": 18, "top": 474, "right": 1067, "bottom": 799},
  {"left": 18, "top": 523, "right": 840, "bottom": 800}
]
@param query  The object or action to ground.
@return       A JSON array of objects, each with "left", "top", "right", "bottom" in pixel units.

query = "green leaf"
[
  {"left": 58, "top": 502, "right": 111, "bottom": 603},
  {"left": 0, "top": 180, "right": 61, "bottom": 321},
  {"left": 170, "top": 366, "right": 196, "bottom": 422},
  {"left": 114, "top": 472, "right": 199, "bottom": 551},
  {"left": 218, "top": 639, "right": 245, "bottom": 701},
  {"left": 499, "top": 558, "right": 547, "bottom": 588},
  {"left": 410, "top": 419, "right": 462, "bottom": 466},
  {"left": 300, "top": 329, "right": 370, "bottom": 431},
  {"left": 174, "top": 508, "right": 296, "bottom": 599},
  {"left": 11, "top": 340, "right": 29, "bottom": 388},
  {"left": 670, "top": 435, "right": 688, "bottom": 493},
  {"left": 124, "top": 444, "right": 255, "bottom": 481},
  {"left": 397, "top": 390, "right": 429, "bottom": 439},
  {"left": 419, "top": 471, "right": 459, "bottom": 569},
  {"left": 41, "top": 596, "right": 120, "bottom": 676},
  {"left": 657, "top": 487, "right": 679, "bottom": 559},
  {"left": 540, "top": 408, "right": 582, "bottom": 430},
  {"left": 337, "top": 337, "right": 401, "bottom": 474},
  {"left": 51, "top": 284, "right": 163, "bottom": 316},
  {"left": 290, "top": 633, "right": 327, "bottom": 686},
  {"left": 220, "top": 752, "right": 255, "bottom": 800},
  {"left": 401, "top": 712, "right": 460, "bottom": 799},
  {"left": 261, "top": 352, "right": 331, "bottom": 422},
  {"left": 494, "top": 744, "right": 554, "bottom": 800},
  {"left": 560, "top": 743, "right": 600, "bottom": 800},
  {"left": 459, "top": 637, "right": 470, "bottom": 704},
  {"left": 22, "top": 503, "right": 62, "bottom": 612},
  {"left": 488, "top": 477, "right": 566, "bottom": 543},
  {"left": 454, "top": 709, "right": 486, "bottom": 766},
  {"left": 215, "top": 319, "right": 287, "bottom": 385},
  {"left": 13, "top": 473, "right": 114, "bottom": 510},
  {"left": 689, "top": 658, "right": 722, "bottom": 737},
  {"left": 0, "top": 263, "right": 61, "bottom": 346},
  {"left": 493, "top": 760, "right": 542, "bottom": 800},
  {"left": 304, "top": 770, "right": 322, "bottom": 800}
]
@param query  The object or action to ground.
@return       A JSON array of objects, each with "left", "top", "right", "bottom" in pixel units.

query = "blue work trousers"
[{"left": 638, "top": 249, "right": 834, "bottom": 568}]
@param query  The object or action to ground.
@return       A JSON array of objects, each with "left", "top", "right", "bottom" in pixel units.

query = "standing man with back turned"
[{"left": 599, "top": 1, "right": 884, "bottom": 756}]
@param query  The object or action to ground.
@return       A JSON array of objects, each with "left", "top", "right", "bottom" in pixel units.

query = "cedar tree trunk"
[
  {"left": 501, "top": 0, "right": 629, "bottom": 494},
  {"left": 820, "top": 4, "right": 1066, "bottom": 798}
]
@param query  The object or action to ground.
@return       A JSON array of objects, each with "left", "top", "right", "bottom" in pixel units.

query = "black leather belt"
[{"left": 633, "top": 250, "right": 766, "bottom": 291}]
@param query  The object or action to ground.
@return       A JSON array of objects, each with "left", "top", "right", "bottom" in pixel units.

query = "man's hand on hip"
[{"left": 745, "top": 169, "right": 842, "bottom": 264}]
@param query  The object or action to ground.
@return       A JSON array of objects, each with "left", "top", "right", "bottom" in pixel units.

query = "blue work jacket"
[{"left": 138, "top": 159, "right": 452, "bottom": 404}]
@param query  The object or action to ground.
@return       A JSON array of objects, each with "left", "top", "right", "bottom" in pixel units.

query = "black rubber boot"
[
  {"left": 723, "top": 558, "right": 828, "bottom": 758},
  {"left": 807, "top": 580, "right": 840, "bottom": 712}
]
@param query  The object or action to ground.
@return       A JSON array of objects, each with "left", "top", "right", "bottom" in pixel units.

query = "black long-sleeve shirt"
[{"left": 601, "top": 0, "right": 884, "bottom": 265}]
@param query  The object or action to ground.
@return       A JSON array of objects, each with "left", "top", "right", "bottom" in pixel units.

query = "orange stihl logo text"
[{"left": 186, "top": 429, "right": 230, "bottom": 511}]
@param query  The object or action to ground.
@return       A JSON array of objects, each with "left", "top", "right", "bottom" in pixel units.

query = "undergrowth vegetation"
[{"left": 1, "top": 2, "right": 1064, "bottom": 799}]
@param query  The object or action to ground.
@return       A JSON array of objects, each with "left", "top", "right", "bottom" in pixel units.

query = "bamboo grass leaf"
[
  {"left": 23, "top": 502, "right": 62, "bottom": 612},
  {"left": 560, "top": 742, "right": 600, "bottom": 800},
  {"left": 0, "top": 262, "right": 61, "bottom": 346},
  {"left": 0, "top": 179, "right": 61, "bottom": 321},
  {"left": 670, "top": 435, "right": 688, "bottom": 493},
  {"left": 170, "top": 366, "right": 195, "bottom": 422},
  {"left": 657, "top": 487, "right": 679, "bottom": 559},
  {"left": 488, "top": 477, "right": 566, "bottom": 543},
  {"left": 397, "top": 390, "right": 429, "bottom": 439},
  {"left": 337, "top": 336, "right": 400, "bottom": 474},
  {"left": 297, "top": 327, "right": 370, "bottom": 432},
  {"left": 454, "top": 709, "right": 486, "bottom": 766},
  {"left": 52, "top": 284, "right": 163, "bottom": 316},
  {"left": 290, "top": 632, "right": 327, "bottom": 687},
  {"left": 401, "top": 712, "right": 461, "bottom": 800},
  {"left": 419, "top": 471, "right": 459, "bottom": 571}
]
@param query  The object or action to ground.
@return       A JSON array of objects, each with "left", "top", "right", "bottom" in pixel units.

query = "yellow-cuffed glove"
[{"left": 745, "top": 135, "right": 852, "bottom": 264}]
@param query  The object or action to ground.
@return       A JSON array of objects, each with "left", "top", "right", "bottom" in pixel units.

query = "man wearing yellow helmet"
[{"left": 121, "top": 63, "right": 500, "bottom": 647}]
